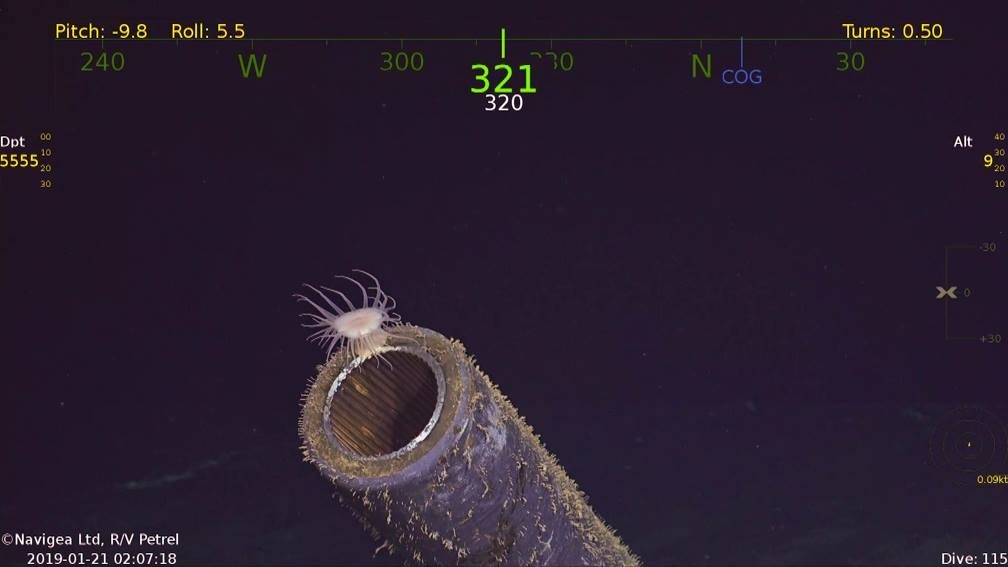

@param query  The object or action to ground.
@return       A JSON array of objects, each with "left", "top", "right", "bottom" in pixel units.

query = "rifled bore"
[{"left": 324, "top": 349, "right": 442, "bottom": 459}]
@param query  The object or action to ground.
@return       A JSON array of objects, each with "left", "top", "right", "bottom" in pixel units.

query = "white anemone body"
[{"left": 295, "top": 270, "right": 401, "bottom": 361}]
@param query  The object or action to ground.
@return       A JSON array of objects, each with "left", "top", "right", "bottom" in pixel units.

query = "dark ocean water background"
[{"left": 2, "top": 3, "right": 1006, "bottom": 565}]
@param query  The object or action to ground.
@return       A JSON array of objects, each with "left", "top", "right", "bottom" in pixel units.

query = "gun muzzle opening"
[
  {"left": 301, "top": 326, "right": 640, "bottom": 565},
  {"left": 322, "top": 347, "right": 445, "bottom": 459}
]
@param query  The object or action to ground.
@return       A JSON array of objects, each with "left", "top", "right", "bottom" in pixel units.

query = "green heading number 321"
[{"left": 471, "top": 63, "right": 536, "bottom": 94}]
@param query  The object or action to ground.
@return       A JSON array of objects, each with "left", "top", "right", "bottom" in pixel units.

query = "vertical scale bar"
[
  {"left": 501, "top": 27, "right": 506, "bottom": 59},
  {"left": 944, "top": 246, "right": 950, "bottom": 340}
]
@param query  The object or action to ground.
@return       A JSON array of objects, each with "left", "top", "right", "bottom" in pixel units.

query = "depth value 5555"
[{"left": 0, "top": 153, "right": 40, "bottom": 168}]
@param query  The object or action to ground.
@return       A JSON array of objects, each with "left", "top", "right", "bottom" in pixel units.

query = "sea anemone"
[{"left": 294, "top": 270, "right": 401, "bottom": 361}]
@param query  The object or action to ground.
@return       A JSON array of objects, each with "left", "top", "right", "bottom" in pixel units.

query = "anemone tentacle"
[{"left": 294, "top": 271, "right": 401, "bottom": 361}]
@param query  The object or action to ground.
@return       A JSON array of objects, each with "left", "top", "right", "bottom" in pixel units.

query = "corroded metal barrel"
[{"left": 299, "top": 325, "right": 638, "bottom": 566}]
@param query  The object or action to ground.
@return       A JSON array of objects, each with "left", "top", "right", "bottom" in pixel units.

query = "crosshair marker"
[{"left": 936, "top": 286, "right": 958, "bottom": 299}]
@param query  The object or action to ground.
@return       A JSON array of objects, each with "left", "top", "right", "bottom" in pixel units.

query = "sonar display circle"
[{"left": 929, "top": 405, "right": 1008, "bottom": 484}]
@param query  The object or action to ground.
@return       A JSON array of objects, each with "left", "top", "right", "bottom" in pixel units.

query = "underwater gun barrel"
[{"left": 298, "top": 325, "right": 638, "bottom": 566}]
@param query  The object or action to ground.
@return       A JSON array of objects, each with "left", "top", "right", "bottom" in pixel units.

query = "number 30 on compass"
[{"left": 470, "top": 63, "right": 536, "bottom": 94}]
